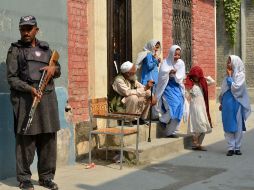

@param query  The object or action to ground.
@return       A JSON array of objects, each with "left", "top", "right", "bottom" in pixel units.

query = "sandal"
[
  {"left": 192, "top": 146, "right": 207, "bottom": 151},
  {"left": 85, "top": 162, "right": 96, "bottom": 169}
]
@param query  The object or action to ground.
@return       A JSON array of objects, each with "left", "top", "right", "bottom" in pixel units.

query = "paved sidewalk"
[{"left": 1, "top": 105, "right": 253, "bottom": 190}]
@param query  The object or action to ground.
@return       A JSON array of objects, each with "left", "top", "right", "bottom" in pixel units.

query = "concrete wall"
[
  {"left": 216, "top": 0, "right": 254, "bottom": 102},
  {"left": 87, "top": 0, "right": 107, "bottom": 99},
  {"left": 0, "top": 0, "right": 74, "bottom": 179},
  {"left": 132, "top": 0, "right": 163, "bottom": 62},
  {"left": 0, "top": 0, "right": 68, "bottom": 87},
  {"left": 0, "top": 93, "right": 15, "bottom": 179},
  {"left": 244, "top": 0, "right": 254, "bottom": 87},
  {"left": 216, "top": 1, "right": 241, "bottom": 87}
]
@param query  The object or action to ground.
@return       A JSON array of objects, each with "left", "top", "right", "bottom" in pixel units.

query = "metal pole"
[{"left": 148, "top": 86, "right": 153, "bottom": 142}]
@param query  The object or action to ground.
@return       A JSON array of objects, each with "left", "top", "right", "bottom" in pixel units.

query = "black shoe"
[
  {"left": 235, "top": 150, "right": 242, "bottom": 155},
  {"left": 192, "top": 146, "right": 207, "bottom": 151},
  {"left": 166, "top": 134, "right": 179, "bottom": 138},
  {"left": 226, "top": 150, "right": 234, "bottom": 156},
  {"left": 132, "top": 119, "right": 148, "bottom": 125},
  {"left": 160, "top": 122, "right": 167, "bottom": 128},
  {"left": 19, "top": 180, "right": 34, "bottom": 190},
  {"left": 39, "top": 179, "right": 58, "bottom": 190}
]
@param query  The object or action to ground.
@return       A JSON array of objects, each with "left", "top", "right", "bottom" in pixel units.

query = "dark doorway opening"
[{"left": 107, "top": 0, "right": 132, "bottom": 97}]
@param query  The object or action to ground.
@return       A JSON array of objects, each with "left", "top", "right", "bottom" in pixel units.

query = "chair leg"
[
  {"left": 120, "top": 134, "right": 124, "bottom": 170},
  {"left": 89, "top": 132, "right": 92, "bottom": 164},
  {"left": 136, "top": 118, "right": 139, "bottom": 165},
  {"left": 120, "top": 123, "right": 124, "bottom": 170},
  {"left": 106, "top": 135, "right": 108, "bottom": 161}
]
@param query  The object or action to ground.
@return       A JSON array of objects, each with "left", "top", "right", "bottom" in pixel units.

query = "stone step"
[
  {"left": 92, "top": 121, "right": 192, "bottom": 164},
  {"left": 105, "top": 120, "right": 189, "bottom": 146},
  {"left": 124, "top": 134, "right": 192, "bottom": 163},
  {"left": 105, "top": 122, "right": 158, "bottom": 146}
]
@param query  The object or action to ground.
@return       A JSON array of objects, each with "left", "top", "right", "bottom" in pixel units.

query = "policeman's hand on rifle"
[
  {"left": 40, "top": 65, "right": 56, "bottom": 81},
  {"left": 31, "top": 87, "right": 42, "bottom": 100}
]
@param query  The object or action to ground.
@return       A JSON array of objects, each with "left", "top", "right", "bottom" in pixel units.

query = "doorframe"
[{"left": 107, "top": 0, "right": 132, "bottom": 96}]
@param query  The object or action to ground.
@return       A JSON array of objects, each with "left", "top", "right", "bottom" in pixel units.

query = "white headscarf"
[
  {"left": 120, "top": 61, "right": 134, "bottom": 73},
  {"left": 155, "top": 45, "right": 186, "bottom": 100},
  {"left": 135, "top": 39, "right": 160, "bottom": 68},
  {"left": 220, "top": 55, "right": 251, "bottom": 120}
]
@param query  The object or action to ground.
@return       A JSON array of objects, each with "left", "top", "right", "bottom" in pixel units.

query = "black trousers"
[{"left": 16, "top": 133, "right": 57, "bottom": 182}]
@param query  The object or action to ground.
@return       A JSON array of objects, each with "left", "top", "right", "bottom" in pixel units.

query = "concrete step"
[
  {"left": 105, "top": 120, "right": 189, "bottom": 146},
  {"left": 124, "top": 134, "right": 192, "bottom": 163},
  {"left": 92, "top": 121, "right": 192, "bottom": 164},
  {"left": 105, "top": 122, "right": 158, "bottom": 146}
]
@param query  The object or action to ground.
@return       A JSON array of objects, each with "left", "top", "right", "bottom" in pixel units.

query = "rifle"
[{"left": 22, "top": 50, "right": 60, "bottom": 134}]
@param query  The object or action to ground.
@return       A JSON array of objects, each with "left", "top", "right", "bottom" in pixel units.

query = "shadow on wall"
[
  {"left": 0, "top": 61, "right": 9, "bottom": 92},
  {"left": 0, "top": 61, "right": 16, "bottom": 180}
]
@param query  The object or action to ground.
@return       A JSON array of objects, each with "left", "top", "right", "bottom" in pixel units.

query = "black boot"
[
  {"left": 19, "top": 180, "right": 34, "bottom": 190},
  {"left": 235, "top": 150, "right": 242, "bottom": 155},
  {"left": 39, "top": 179, "right": 58, "bottom": 190},
  {"left": 226, "top": 150, "right": 234, "bottom": 156}
]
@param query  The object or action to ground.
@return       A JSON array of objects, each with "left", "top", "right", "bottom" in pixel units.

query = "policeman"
[{"left": 6, "top": 15, "right": 60, "bottom": 190}]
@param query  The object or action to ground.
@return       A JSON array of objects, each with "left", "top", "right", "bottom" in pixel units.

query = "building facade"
[
  {"left": 0, "top": 0, "right": 215, "bottom": 179},
  {"left": 216, "top": 0, "right": 254, "bottom": 89}
]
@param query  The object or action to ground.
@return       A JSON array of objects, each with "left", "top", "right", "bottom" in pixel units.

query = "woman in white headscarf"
[
  {"left": 155, "top": 45, "right": 186, "bottom": 138},
  {"left": 136, "top": 39, "right": 161, "bottom": 86},
  {"left": 219, "top": 55, "right": 251, "bottom": 156}
]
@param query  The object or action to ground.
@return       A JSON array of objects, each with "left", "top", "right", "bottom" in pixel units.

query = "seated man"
[{"left": 110, "top": 61, "right": 156, "bottom": 124}]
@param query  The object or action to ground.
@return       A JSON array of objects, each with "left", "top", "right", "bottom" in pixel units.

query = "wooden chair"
[{"left": 88, "top": 97, "right": 141, "bottom": 169}]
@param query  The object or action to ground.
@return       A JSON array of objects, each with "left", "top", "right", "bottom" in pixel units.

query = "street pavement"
[{"left": 1, "top": 105, "right": 254, "bottom": 190}]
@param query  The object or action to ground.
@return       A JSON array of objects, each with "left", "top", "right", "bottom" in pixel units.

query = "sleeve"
[
  {"left": 135, "top": 81, "right": 150, "bottom": 97},
  {"left": 155, "top": 61, "right": 169, "bottom": 100},
  {"left": 226, "top": 77, "right": 233, "bottom": 87},
  {"left": 6, "top": 46, "right": 32, "bottom": 92},
  {"left": 143, "top": 53, "right": 158, "bottom": 71},
  {"left": 232, "top": 73, "right": 245, "bottom": 90},
  {"left": 231, "top": 73, "right": 246, "bottom": 99},
  {"left": 112, "top": 78, "right": 147, "bottom": 97},
  {"left": 174, "top": 60, "right": 186, "bottom": 84}
]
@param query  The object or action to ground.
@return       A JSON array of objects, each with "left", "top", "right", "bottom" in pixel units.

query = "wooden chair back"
[{"left": 89, "top": 97, "right": 108, "bottom": 116}]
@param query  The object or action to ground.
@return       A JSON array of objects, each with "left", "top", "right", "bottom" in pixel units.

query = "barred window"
[{"left": 172, "top": 0, "right": 192, "bottom": 72}]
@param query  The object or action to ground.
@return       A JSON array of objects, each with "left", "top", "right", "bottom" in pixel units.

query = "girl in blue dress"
[
  {"left": 136, "top": 39, "right": 161, "bottom": 87},
  {"left": 155, "top": 45, "right": 186, "bottom": 138},
  {"left": 219, "top": 55, "right": 251, "bottom": 156}
]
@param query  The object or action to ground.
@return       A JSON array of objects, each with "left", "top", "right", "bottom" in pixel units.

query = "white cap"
[{"left": 120, "top": 61, "right": 134, "bottom": 73}]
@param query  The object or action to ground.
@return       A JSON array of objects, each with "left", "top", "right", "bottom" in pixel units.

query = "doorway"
[{"left": 107, "top": 0, "right": 132, "bottom": 96}]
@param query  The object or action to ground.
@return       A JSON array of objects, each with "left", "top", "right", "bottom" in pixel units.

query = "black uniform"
[{"left": 6, "top": 39, "right": 61, "bottom": 182}]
